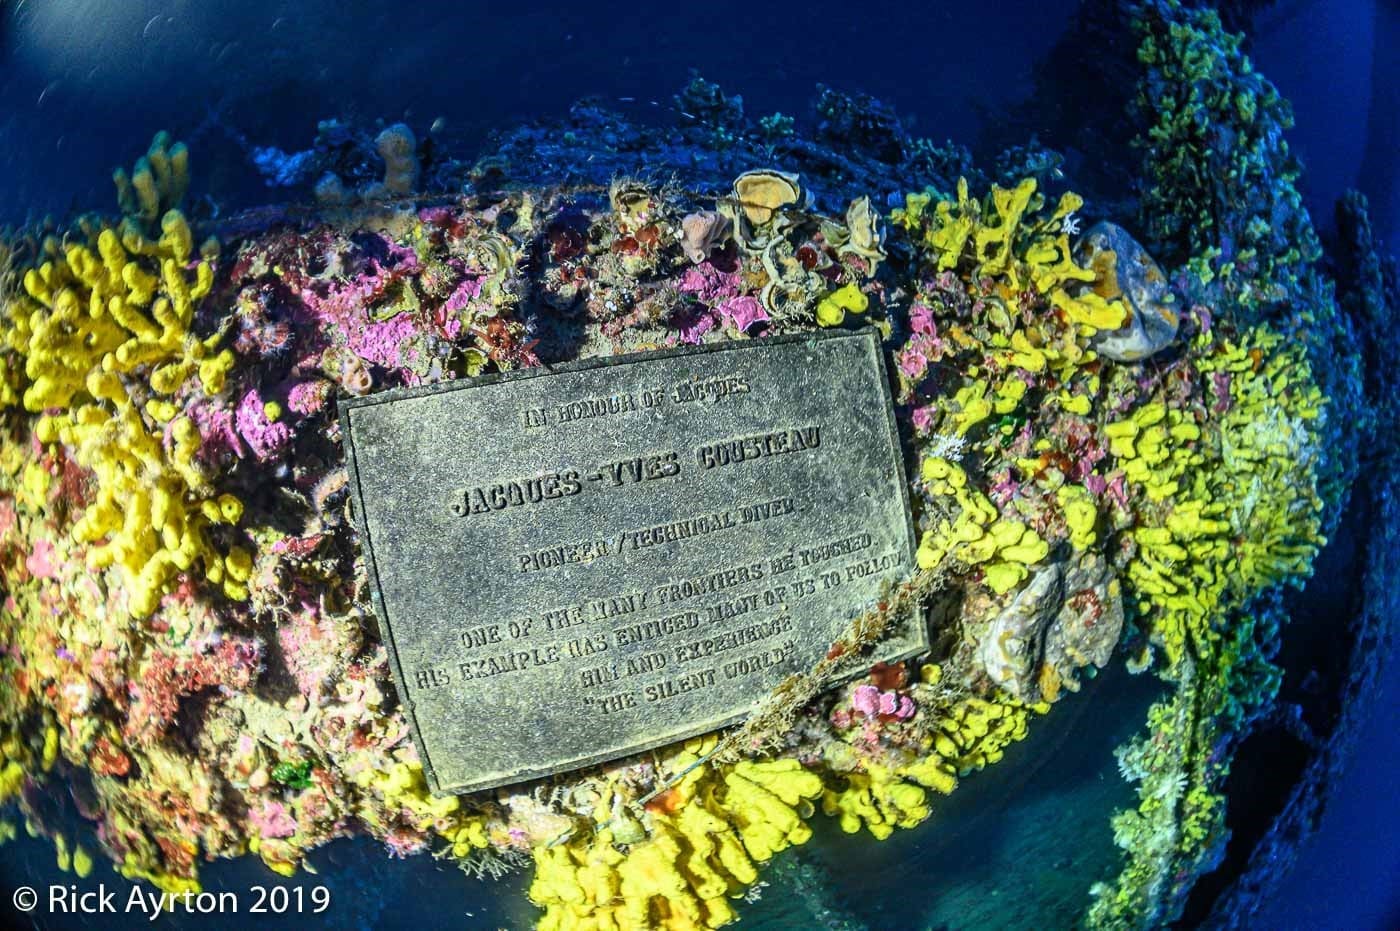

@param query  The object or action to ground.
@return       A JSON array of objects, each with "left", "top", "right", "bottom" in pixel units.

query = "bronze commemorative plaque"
[{"left": 340, "top": 329, "right": 924, "bottom": 794}]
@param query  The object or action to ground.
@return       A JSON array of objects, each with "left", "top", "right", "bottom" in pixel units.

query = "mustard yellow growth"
[
  {"left": 916, "top": 456, "right": 1050, "bottom": 594},
  {"left": 350, "top": 757, "right": 491, "bottom": 859},
  {"left": 113, "top": 131, "right": 190, "bottom": 227},
  {"left": 822, "top": 764, "right": 937, "bottom": 840},
  {"left": 45, "top": 832, "right": 90, "bottom": 878},
  {"left": 118, "top": 854, "right": 203, "bottom": 897},
  {"left": 893, "top": 180, "right": 1118, "bottom": 564},
  {"left": 0, "top": 135, "right": 243, "bottom": 617},
  {"left": 0, "top": 719, "right": 57, "bottom": 805},
  {"left": 814, "top": 282, "right": 868, "bottom": 327},
  {"left": 72, "top": 843, "right": 95, "bottom": 878},
  {"left": 1104, "top": 401, "right": 1203, "bottom": 503},
  {"left": 893, "top": 177, "right": 1127, "bottom": 338},
  {"left": 1120, "top": 326, "right": 1324, "bottom": 667},
  {"left": 0, "top": 733, "right": 28, "bottom": 805},
  {"left": 1056, "top": 483, "right": 1099, "bottom": 550},
  {"left": 530, "top": 739, "right": 822, "bottom": 931},
  {"left": 823, "top": 665, "right": 1046, "bottom": 839},
  {"left": 0, "top": 762, "right": 21, "bottom": 804}
]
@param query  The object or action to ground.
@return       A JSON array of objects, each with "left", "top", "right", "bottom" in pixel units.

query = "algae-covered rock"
[
  {"left": 977, "top": 553, "right": 1124, "bottom": 703},
  {"left": 1077, "top": 221, "right": 1180, "bottom": 362}
]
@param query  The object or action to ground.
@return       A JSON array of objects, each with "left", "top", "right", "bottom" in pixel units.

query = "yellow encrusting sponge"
[{"left": 0, "top": 135, "right": 241, "bottom": 617}]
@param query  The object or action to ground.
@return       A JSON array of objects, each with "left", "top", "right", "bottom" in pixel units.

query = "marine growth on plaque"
[{"left": 342, "top": 331, "right": 922, "bottom": 792}]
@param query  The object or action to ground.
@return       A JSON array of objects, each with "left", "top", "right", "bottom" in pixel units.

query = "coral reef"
[
  {"left": 530, "top": 739, "right": 822, "bottom": 931},
  {"left": 1127, "top": 0, "right": 1364, "bottom": 522},
  {"left": 2, "top": 136, "right": 236, "bottom": 618},
  {"left": 882, "top": 156, "right": 1335, "bottom": 928},
  {"left": 0, "top": 130, "right": 906, "bottom": 916},
  {"left": 1079, "top": 4, "right": 1369, "bottom": 926},
  {"left": 1197, "top": 197, "right": 1398, "bottom": 926},
  {"left": 0, "top": 41, "right": 1370, "bottom": 930},
  {"left": 816, "top": 664, "right": 1046, "bottom": 838}
]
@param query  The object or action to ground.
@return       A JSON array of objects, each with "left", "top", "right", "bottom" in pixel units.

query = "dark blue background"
[
  {"left": 3, "top": 0, "right": 1393, "bottom": 243},
  {"left": 0, "top": 2, "right": 1396, "bottom": 928}
]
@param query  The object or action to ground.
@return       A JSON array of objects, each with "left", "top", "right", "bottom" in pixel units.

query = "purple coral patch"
[
  {"left": 678, "top": 261, "right": 742, "bottom": 305},
  {"left": 235, "top": 390, "right": 294, "bottom": 461},
  {"left": 714, "top": 295, "right": 769, "bottom": 333},
  {"left": 349, "top": 315, "right": 420, "bottom": 371}
]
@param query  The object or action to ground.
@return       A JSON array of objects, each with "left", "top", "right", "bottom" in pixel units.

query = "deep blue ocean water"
[
  {"left": 3, "top": 1, "right": 1394, "bottom": 242},
  {"left": 0, "top": 2, "right": 1396, "bottom": 928}
]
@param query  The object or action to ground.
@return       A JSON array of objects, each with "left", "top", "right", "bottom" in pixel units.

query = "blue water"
[
  {"left": 6, "top": 1, "right": 1392, "bottom": 241},
  {"left": 1259, "top": 657, "right": 1400, "bottom": 930}
]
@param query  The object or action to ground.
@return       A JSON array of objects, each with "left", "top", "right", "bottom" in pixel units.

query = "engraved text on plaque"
[{"left": 340, "top": 330, "right": 924, "bottom": 794}]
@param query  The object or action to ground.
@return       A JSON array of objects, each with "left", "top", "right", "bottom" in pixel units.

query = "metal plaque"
[{"left": 340, "top": 330, "right": 924, "bottom": 795}]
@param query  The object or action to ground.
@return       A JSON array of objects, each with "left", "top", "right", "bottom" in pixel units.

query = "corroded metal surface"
[{"left": 341, "top": 330, "right": 922, "bottom": 794}]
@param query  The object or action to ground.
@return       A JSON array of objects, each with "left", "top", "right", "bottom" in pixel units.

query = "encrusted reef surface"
[{"left": 0, "top": 3, "right": 1394, "bottom": 928}]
